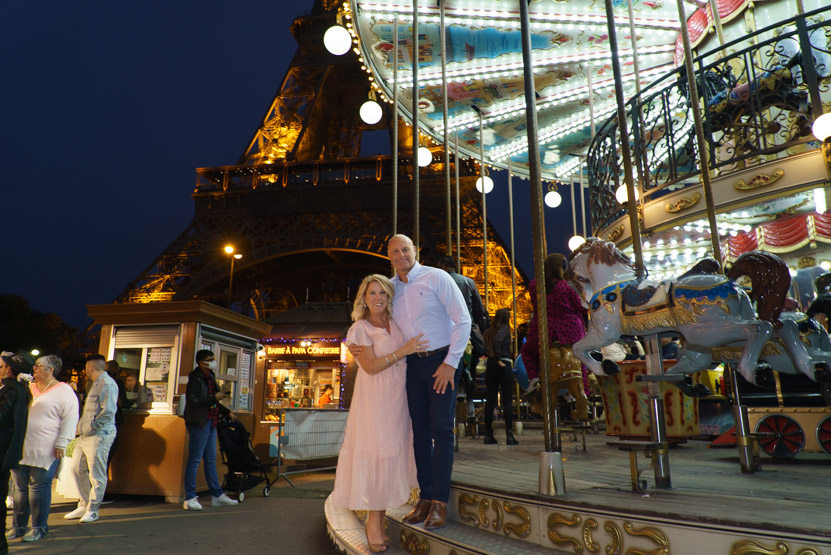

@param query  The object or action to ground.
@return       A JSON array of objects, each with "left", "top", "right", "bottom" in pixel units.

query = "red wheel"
[
  {"left": 816, "top": 415, "right": 831, "bottom": 455},
  {"left": 755, "top": 414, "right": 805, "bottom": 458}
]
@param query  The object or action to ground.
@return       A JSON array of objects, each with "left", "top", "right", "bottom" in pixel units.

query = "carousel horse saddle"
[{"left": 621, "top": 279, "right": 670, "bottom": 311}]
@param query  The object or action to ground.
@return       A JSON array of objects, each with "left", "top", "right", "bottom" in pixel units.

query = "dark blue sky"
[{"left": 0, "top": 1, "right": 583, "bottom": 328}]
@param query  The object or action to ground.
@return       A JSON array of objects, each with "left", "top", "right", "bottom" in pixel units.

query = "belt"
[{"left": 416, "top": 345, "right": 449, "bottom": 358}]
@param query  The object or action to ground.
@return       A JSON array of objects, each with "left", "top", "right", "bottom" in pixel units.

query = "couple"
[{"left": 332, "top": 234, "right": 471, "bottom": 553}]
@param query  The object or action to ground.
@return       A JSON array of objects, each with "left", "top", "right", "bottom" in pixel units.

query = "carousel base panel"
[{"left": 326, "top": 430, "right": 831, "bottom": 554}]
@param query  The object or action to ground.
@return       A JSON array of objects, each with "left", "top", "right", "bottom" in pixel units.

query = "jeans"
[
  {"left": 11, "top": 459, "right": 60, "bottom": 535},
  {"left": 184, "top": 422, "right": 223, "bottom": 500},
  {"left": 405, "top": 349, "right": 461, "bottom": 504},
  {"left": 73, "top": 433, "right": 116, "bottom": 512},
  {"left": 0, "top": 468, "right": 9, "bottom": 550}
]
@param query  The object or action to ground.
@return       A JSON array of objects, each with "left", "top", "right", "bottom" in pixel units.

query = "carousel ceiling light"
[
  {"left": 476, "top": 176, "right": 495, "bottom": 194},
  {"left": 324, "top": 25, "right": 352, "bottom": 56},
  {"left": 813, "top": 113, "right": 831, "bottom": 141},
  {"left": 417, "top": 146, "right": 433, "bottom": 167},
  {"left": 615, "top": 184, "right": 639, "bottom": 204},
  {"left": 568, "top": 235, "right": 586, "bottom": 251},
  {"left": 544, "top": 189, "right": 562, "bottom": 208},
  {"left": 359, "top": 99, "right": 383, "bottom": 124}
]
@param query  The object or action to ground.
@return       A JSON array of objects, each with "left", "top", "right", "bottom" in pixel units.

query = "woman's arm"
[{"left": 355, "top": 333, "right": 427, "bottom": 375}]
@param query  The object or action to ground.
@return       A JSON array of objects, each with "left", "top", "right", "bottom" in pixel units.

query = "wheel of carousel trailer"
[
  {"left": 263, "top": 486, "right": 270, "bottom": 497},
  {"left": 238, "top": 490, "right": 245, "bottom": 503},
  {"left": 815, "top": 415, "right": 831, "bottom": 455},
  {"left": 755, "top": 414, "right": 805, "bottom": 458}
]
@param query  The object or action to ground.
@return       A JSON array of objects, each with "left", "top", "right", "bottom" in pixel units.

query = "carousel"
[{"left": 321, "top": 0, "right": 831, "bottom": 553}]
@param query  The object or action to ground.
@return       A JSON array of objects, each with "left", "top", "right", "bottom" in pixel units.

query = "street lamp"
[{"left": 224, "top": 246, "right": 242, "bottom": 309}]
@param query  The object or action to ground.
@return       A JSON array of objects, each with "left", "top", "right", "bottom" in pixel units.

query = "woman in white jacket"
[{"left": 8, "top": 355, "right": 78, "bottom": 543}]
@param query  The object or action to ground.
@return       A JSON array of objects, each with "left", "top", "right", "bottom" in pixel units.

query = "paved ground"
[{"left": 5, "top": 472, "right": 338, "bottom": 554}]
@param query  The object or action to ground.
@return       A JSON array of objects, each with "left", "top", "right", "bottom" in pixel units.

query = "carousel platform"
[{"left": 326, "top": 426, "right": 831, "bottom": 554}]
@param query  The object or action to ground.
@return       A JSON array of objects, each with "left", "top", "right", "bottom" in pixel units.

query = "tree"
[{"left": 0, "top": 293, "right": 79, "bottom": 364}]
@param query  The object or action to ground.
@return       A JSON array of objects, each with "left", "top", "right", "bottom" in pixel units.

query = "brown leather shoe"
[
  {"left": 423, "top": 501, "right": 448, "bottom": 530},
  {"left": 401, "top": 499, "right": 432, "bottom": 524}
]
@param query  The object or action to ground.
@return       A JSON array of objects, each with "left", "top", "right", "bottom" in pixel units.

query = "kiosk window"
[{"left": 113, "top": 346, "right": 173, "bottom": 409}]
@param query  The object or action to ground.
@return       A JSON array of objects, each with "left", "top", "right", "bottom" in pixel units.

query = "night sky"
[{"left": 1, "top": 1, "right": 582, "bottom": 329}]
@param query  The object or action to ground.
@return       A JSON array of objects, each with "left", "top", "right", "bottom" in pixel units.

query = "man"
[
  {"left": 104, "top": 360, "right": 127, "bottom": 467},
  {"left": 390, "top": 235, "right": 471, "bottom": 530},
  {"left": 437, "top": 255, "right": 487, "bottom": 435},
  {"left": 64, "top": 355, "right": 118, "bottom": 523}
]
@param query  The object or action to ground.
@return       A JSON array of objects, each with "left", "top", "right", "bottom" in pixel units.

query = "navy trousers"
[{"left": 406, "top": 348, "right": 461, "bottom": 504}]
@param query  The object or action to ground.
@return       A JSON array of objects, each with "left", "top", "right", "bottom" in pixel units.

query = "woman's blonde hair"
[{"left": 351, "top": 274, "right": 395, "bottom": 321}]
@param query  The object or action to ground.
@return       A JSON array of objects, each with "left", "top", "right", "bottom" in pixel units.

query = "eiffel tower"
[{"left": 115, "top": 0, "right": 531, "bottom": 322}]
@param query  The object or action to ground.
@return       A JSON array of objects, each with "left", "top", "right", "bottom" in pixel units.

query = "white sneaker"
[
  {"left": 64, "top": 505, "right": 87, "bottom": 520},
  {"left": 211, "top": 493, "right": 239, "bottom": 507},
  {"left": 183, "top": 497, "right": 203, "bottom": 511},
  {"left": 79, "top": 511, "right": 99, "bottom": 523}
]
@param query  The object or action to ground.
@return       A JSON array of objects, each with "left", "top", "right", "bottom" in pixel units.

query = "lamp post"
[{"left": 224, "top": 246, "right": 242, "bottom": 309}]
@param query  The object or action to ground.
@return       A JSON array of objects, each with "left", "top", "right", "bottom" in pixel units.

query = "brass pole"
[
  {"left": 441, "top": 0, "right": 451, "bottom": 254},
  {"left": 412, "top": 0, "right": 420, "bottom": 251},
  {"left": 604, "top": 0, "right": 644, "bottom": 274},
  {"left": 455, "top": 131, "right": 462, "bottom": 269},
  {"left": 519, "top": 0, "right": 554, "bottom": 454},
  {"left": 675, "top": 0, "right": 723, "bottom": 263},
  {"left": 477, "top": 108, "right": 489, "bottom": 314},
  {"left": 392, "top": 19, "right": 399, "bottom": 236},
  {"left": 707, "top": 0, "right": 726, "bottom": 44},
  {"left": 509, "top": 159, "right": 519, "bottom": 422}
]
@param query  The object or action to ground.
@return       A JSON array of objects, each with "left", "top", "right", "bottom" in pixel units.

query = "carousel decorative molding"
[
  {"left": 734, "top": 169, "right": 785, "bottom": 191},
  {"left": 607, "top": 225, "right": 625, "bottom": 242},
  {"left": 457, "top": 493, "right": 532, "bottom": 538},
  {"left": 731, "top": 539, "right": 821, "bottom": 555},
  {"left": 546, "top": 512, "right": 670, "bottom": 554},
  {"left": 399, "top": 530, "right": 430, "bottom": 555},
  {"left": 665, "top": 192, "right": 702, "bottom": 213}
]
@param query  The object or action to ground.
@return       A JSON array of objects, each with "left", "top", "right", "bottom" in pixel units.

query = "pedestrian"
[
  {"left": 317, "top": 384, "right": 333, "bottom": 408},
  {"left": 10, "top": 355, "right": 78, "bottom": 543},
  {"left": 104, "top": 360, "right": 127, "bottom": 468},
  {"left": 181, "top": 349, "right": 239, "bottom": 511},
  {"left": 332, "top": 274, "right": 427, "bottom": 552},
  {"left": 482, "top": 308, "right": 518, "bottom": 445},
  {"left": 0, "top": 351, "right": 33, "bottom": 553},
  {"left": 436, "top": 255, "right": 486, "bottom": 434},
  {"left": 64, "top": 354, "right": 118, "bottom": 523},
  {"left": 389, "top": 235, "right": 471, "bottom": 531}
]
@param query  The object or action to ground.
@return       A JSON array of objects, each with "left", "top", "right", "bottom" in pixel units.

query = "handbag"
[{"left": 176, "top": 393, "right": 187, "bottom": 417}]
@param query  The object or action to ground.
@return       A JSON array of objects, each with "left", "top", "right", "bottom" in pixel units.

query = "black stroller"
[{"left": 216, "top": 415, "right": 274, "bottom": 501}]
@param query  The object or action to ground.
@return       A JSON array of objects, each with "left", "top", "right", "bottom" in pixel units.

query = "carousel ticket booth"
[{"left": 86, "top": 301, "right": 272, "bottom": 502}]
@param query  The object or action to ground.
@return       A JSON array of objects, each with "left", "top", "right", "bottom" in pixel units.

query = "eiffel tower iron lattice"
[{"left": 115, "top": 0, "right": 531, "bottom": 323}]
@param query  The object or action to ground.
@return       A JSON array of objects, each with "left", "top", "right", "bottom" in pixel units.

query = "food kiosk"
[{"left": 87, "top": 301, "right": 272, "bottom": 502}]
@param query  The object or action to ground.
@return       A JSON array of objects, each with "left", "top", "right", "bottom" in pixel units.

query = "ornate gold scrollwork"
[
  {"left": 457, "top": 493, "right": 480, "bottom": 527},
  {"left": 503, "top": 501, "right": 532, "bottom": 538},
  {"left": 730, "top": 539, "right": 791, "bottom": 555},
  {"left": 733, "top": 168, "right": 784, "bottom": 191},
  {"left": 623, "top": 521, "right": 669, "bottom": 555},
  {"left": 608, "top": 225, "right": 625, "bottom": 242},
  {"left": 547, "top": 512, "right": 583, "bottom": 551},
  {"left": 582, "top": 519, "right": 600, "bottom": 553},
  {"left": 399, "top": 530, "right": 430, "bottom": 555},
  {"left": 491, "top": 498, "right": 503, "bottom": 531},
  {"left": 478, "top": 498, "right": 491, "bottom": 528},
  {"left": 605, "top": 521, "right": 622, "bottom": 555},
  {"left": 796, "top": 549, "right": 821, "bottom": 555},
  {"left": 665, "top": 192, "right": 701, "bottom": 213}
]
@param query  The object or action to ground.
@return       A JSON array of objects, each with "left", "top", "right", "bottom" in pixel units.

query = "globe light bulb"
[
  {"left": 615, "top": 184, "right": 640, "bottom": 204},
  {"left": 544, "top": 190, "right": 562, "bottom": 208},
  {"left": 568, "top": 235, "right": 585, "bottom": 251},
  {"left": 359, "top": 100, "right": 382, "bottom": 124},
  {"left": 323, "top": 25, "right": 352, "bottom": 56},
  {"left": 417, "top": 147, "right": 432, "bottom": 167},
  {"left": 812, "top": 112, "right": 831, "bottom": 141},
  {"left": 475, "top": 176, "right": 494, "bottom": 194}
]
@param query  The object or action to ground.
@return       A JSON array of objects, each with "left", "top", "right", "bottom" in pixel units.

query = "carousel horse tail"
[{"left": 727, "top": 251, "right": 790, "bottom": 327}]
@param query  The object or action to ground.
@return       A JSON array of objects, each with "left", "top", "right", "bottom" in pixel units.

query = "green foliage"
[{"left": 0, "top": 293, "right": 79, "bottom": 359}]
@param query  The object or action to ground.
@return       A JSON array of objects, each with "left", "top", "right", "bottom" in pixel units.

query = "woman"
[
  {"left": 0, "top": 352, "right": 32, "bottom": 554},
  {"left": 519, "top": 253, "right": 590, "bottom": 419},
  {"left": 332, "top": 274, "right": 427, "bottom": 553},
  {"left": 482, "top": 308, "right": 518, "bottom": 446},
  {"left": 317, "top": 384, "right": 333, "bottom": 408},
  {"left": 182, "top": 350, "right": 239, "bottom": 511},
  {"left": 10, "top": 355, "right": 78, "bottom": 543}
]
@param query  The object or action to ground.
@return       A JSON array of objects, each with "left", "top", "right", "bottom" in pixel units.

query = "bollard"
[{"left": 649, "top": 396, "right": 672, "bottom": 489}]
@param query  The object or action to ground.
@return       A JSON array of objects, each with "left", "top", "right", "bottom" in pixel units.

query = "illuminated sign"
[{"left": 265, "top": 343, "right": 341, "bottom": 357}]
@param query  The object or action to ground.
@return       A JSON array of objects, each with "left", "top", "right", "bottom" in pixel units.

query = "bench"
[
  {"left": 558, "top": 421, "right": 593, "bottom": 452},
  {"left": 607, "top": 440, "right": 667, "bottom": 492}
]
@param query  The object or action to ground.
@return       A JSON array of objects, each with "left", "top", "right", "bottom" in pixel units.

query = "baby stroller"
[{"left": 216, "top": 415, "right": 274, "bottom": 501}]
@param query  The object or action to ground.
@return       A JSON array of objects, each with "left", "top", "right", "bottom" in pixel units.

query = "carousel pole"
[
  {"left": 675, "top": 0, "right": 722, "bottom": 263},
  {"left": 579, "top": 156, "right": 588, "bottom": 238},
  {"left": 606, "top": 0, "right": 671, "bottom": 489},
  {"left": 412, "top": 0, "right": 420, "bottom": 252},
  {"left": 520, "top": 0, "right": 565, "bottom": 496},
  {"left": 508, "top": 159, "right": 520, "bottom": 424},
  {"left": 392, "top": 19, "right": 399, "bottom": 236},
  {"left": 455, "top": 131, "right": 462, "bottom": 269},
  {"left": 440, "top": 0, "right": 451, "bottom": 254},
  {"left": 476, "top": 107, "right": 489, "bottom": 314}
]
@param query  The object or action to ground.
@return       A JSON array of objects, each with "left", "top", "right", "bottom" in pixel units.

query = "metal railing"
[
  {"left": 273, "top": 407, "right": 348, "bottom": 486},
  {"left": 588, "top": 6, "right": 831, "bottom": 232}
]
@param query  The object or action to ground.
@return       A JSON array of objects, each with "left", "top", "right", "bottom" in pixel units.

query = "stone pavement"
[{"left": 5, "top": 472, "right": 338, "bottom": 555}]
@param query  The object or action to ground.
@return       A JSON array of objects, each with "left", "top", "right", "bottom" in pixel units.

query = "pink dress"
[{"left": 331, "top": 318, "right": 417, "bottom": 510}]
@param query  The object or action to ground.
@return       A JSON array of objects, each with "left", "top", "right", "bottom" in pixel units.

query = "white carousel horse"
[{"left": 566, "top": 238, "right": 801, "bottom": 387}]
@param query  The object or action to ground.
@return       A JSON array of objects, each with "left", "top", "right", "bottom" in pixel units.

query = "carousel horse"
[
  {"left": 567, "top": 238, "right": 798, "bottom": 388},
  {"left": 531, "top": 345, "right": 589, "bottom": 421}
]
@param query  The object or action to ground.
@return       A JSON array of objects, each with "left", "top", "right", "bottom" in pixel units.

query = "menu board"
[{"left": 238, "top": 351, "right": 252, "bottom": 411}]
